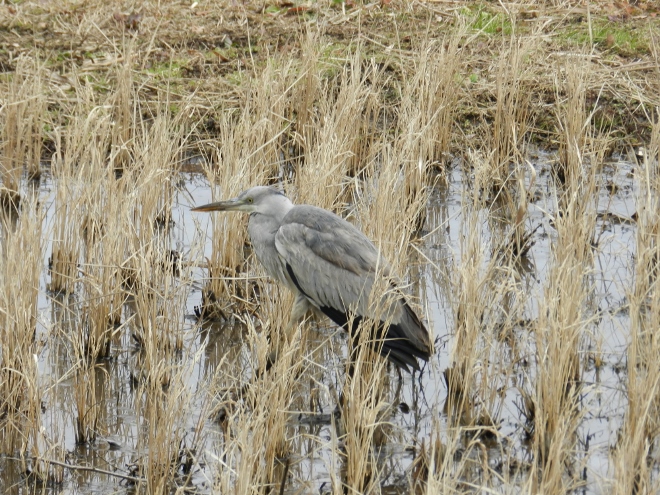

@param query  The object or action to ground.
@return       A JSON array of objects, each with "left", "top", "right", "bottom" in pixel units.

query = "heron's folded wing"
[
  {"left": 275, "top": 206, "right": 432, "bottom": 368},
  {"left": 274, "top": 206, "right": 389, "bottom": 314}
]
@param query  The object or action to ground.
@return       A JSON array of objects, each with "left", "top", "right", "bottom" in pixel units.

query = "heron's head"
[{"left": 191, "top": 186, "right": 291, "bottom": 215}]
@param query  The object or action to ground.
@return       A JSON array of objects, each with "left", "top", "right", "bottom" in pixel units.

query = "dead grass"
[
  {"left": 0, "top": 199, "right": 43, "bottom": 457},
  {"left": 0, "top": 1, "right": 659, "bottom": 494},
  {"left": 611, "top": 110, "right": 660, "bottom": 494},
  {"left": 0, "top": 56, "right": 45, "bottom": 208}
]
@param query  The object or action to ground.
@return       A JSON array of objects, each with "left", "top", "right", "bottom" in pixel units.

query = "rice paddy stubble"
[{"left": 0, "top": 6, "right": 657, "bottom": 492}]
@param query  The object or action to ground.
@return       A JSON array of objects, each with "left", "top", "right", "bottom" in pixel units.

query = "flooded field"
[
  {"left": 1, "top": 1, "right": 660, "bottom": 494},
  {"left": 0, "top": 146, "right": 654, "bottom": 494}
]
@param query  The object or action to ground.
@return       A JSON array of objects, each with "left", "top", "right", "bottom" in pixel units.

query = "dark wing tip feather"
[
  {"left": 286, "top": 262, "right": 430, "bottom": 373},
  {"left": 320, "top": 304, "right": 429, "bottom": 372}
]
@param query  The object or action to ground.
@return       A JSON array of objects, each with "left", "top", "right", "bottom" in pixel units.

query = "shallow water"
[{"left": 0, "top": 149, "right": 648, "bottom": 494}]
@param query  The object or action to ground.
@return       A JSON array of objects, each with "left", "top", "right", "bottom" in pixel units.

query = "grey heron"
[{"left": 192, "top": 186, "right": 432, "bottom": 372}]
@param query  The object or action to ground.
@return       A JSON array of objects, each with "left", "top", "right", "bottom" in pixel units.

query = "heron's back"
[{"left": 275, "top": 205, "right": 433, "bottom": 371}]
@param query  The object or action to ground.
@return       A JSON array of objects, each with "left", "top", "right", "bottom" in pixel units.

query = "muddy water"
[{"left": 0, "top": 151, "right": 640, "bottom": 494}]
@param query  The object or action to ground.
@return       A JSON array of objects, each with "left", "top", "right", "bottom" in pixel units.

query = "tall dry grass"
[
  {"left": 35, "top": 55, "right": 201, "bottom": 491},
  {"left": 525, "top": 56, "right": 603, "bottom": 493},
  {"left": 48, "top": 83, "right": 106, "bottom": 294},
  {"left": 0, "top": 56, "right": 46, "bottom": 208},
  {"left": 486, "top": 30, "right": 538, "bottom": 193},
  {"left": 1, "top": 4, "right": 658, "bottom": 493},
  {"left": 611, "top": 111, "right": 660, "bottom": 494},
  {"left": 0, "top": 199, "right": 44, "bottom": 458}
]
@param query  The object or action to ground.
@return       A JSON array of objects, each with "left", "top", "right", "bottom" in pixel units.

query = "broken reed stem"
[{"left": 15, "top": 455, "right": 143, "bottom": 483}]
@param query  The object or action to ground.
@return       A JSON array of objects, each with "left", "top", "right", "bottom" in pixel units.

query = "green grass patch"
[
  {"left": 561, "top": 19, "right": 649, "bottom": 57},
  {"left": 461, "top": 5, "right": 513, "bottom": 36},
  {"left": 147, "top": 60, "right": 184, "bottom": 79}
]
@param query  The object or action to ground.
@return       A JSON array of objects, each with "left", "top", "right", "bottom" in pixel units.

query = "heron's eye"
[{"left": 246, "top": 197, "right": 253, "bottom": 204}]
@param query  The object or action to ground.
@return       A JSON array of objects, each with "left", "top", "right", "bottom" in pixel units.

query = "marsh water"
[{"left": 0, "top": 149, "right": 644, "bottom": 494}]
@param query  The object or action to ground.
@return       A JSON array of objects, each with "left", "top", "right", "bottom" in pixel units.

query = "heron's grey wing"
[
  {"left": 275, "top": 206, "right": 381, "bottom": 313},
  {"left": 274, "top": 206, "right": 431, "bottom": 370}
]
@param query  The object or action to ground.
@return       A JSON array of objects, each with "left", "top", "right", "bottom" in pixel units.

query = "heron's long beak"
[{"left": 191, "top": 198, "right": 242, "bottom": 212}]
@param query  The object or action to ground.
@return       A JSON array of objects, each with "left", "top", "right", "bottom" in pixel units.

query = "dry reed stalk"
[
  {"left": 337, "top": 330, "right": 389, "bottom": 494},
  {"left": 128, "top": 113, "right": 180, "bottom": 237},
  {"left": 126, "top": 238, "right": 199, "bottom": 492},
  {"left": 555, "top": 55, "right": 593, "bottom": 188},
  {"left": 446, "top": 191, "right": 513, "bottom": 430},
  {"left": 295, "top": 49, "right": 379, "bottom": 209},
  {"left": 133, "top": 347, "right": 198, "bottom": 494},
  {"left": 610, "top": 111, "right": 660, "bottom": 494},
  {"left": 487, "top": 30, "right": 538, "bottom": 192},
  {"left": 355, "top": 125, "right": 429, "bottom": 270},
  {"left": 109, "top": 44, "right": 135, "bottom": 174},
  {"left": 507, "top": 161, "right": 538, "bottom": 259},
  {"left": 19, "top": 347, "right": 66, "bottom": 487},
  {"left": 211, "top": 317, "right": 304, "bottom": 495},
  {"left": 0, "top": 56, "right": 46, "bottom": 207},
  {"left": 527, "top": 142, "right": 599, "bottom": 492},
  {"left": 432, "top": 144, "right": 536, "bottom": 492},
  {"left": 135, "top": 123, "right": 188, "bottom": 298},
  {"left": 412, "top": 436, "right": 444, "bottom": 493},
  {"left": 423, "top": 430, "right": 491, "bottom": 494},
  {"left": 77, "top": 111, "right": 127, "bottom": 360},
  {"left": 126, "top": 158, "right": 199, "bottom": 493},
  {"left": 48, "top": 81, "right": 112, "bottom": 294},
  {"left": 289, "top": 30, "right": 321, "bottom": 165},
  {"left": 128, "top": 245, "right": 186, "bottom": 358},
  {"left": 396, "top": 30, "right": 465, "bottom": 210},
  {"left": 73, "top": 364, "right": 100, "bottom": 445},
  {"left": 24, "top": 433, "right": 66, "bottom": 487},
  {"left": 465, "top": 29, "right": 541, "bottom": 267},
  {"left": 50, "top": 77, "right": 191, "bottom": 464},
  {"left": 483, "top": 157, "right": 538, "bottom": 264},
  {"left": 0, "top": 199, "right": 43, "bottom": 455},
  {"left": 81, "top": 187, "right": 125, "bottom": 360},
  {"left": 120, "top": 110, "right": 184, "bottom": 339}
]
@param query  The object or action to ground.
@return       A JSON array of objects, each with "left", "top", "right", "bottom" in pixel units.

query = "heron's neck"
[{"left": 263, "top": 196, "right": 294, "bottom": 224}]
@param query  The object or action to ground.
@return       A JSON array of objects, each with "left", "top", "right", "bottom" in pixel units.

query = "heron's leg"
[
  {"left": 337, "top": 332, "right": 360, "bottom": 411},
  {"left": 286, "top": 292, "right": 313, "bottom": 341}
]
